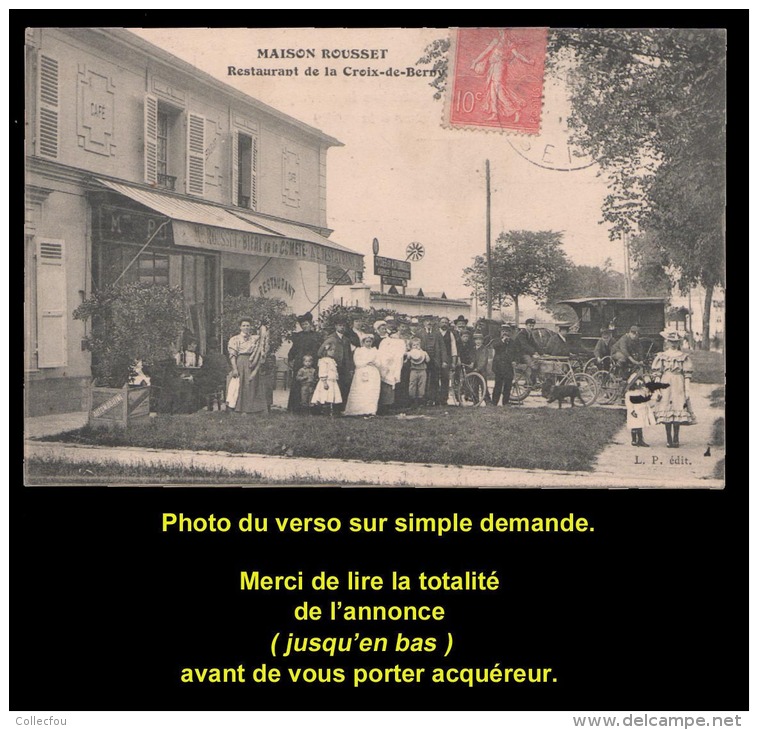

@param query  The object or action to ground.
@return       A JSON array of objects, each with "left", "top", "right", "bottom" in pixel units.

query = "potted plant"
[{"left": 74, "top": 283, "right": 186, "bottom": 427}]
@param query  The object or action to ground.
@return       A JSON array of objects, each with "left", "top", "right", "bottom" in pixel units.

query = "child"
[
  {"left": 295, "top": 354, "right": 317, "bottom": 412},
  {"left": 625, "top": 379, "right": 656, "bottom": 447},
  {"left": 406, "top": 337, "right": 430, "bottom": 408},
  {"left": 311, "top": 343, "right": 342, "bottom": 415}
]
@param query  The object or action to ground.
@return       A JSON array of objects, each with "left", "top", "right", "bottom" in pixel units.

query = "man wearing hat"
[
  {"left": 318, "top": 313, "right": 355, "bottom": 408},
  {"left": 287, "top": 312, "right": 323, "bottom": 412},
  {"left": 438, "top": 316, "right": 460, "bottom": 404},
  {"left": 515, "top": 317, "right": 542, "bottom": 384},
  {"left": 611, "top": 324, "right": 644, "bottom": 378},
  {"left": 593, "top": 328, "right": 615, "bottom": 370},
  {"left": 491, "top": 324, "right": 521, "bottom": 406},
  {"left": 545, "top": 322, "right": 573, "bottom": 357},
  {"left": 418, "top": 315, "right": 448, "bottom": 405},
  {"left": 454, "top": 315, "right": 469, "bottom": 337}
]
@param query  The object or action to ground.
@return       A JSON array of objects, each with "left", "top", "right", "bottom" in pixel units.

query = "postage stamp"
[{"left": 446, "top": 27, "right": 548, "bottom": 134}]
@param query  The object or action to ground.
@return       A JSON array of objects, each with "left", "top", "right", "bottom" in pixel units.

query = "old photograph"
[{"left": 23, "top": 27, "right": 726, "bottom": 488}]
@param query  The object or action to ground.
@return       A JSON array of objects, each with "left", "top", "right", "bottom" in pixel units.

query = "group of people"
[
  {"left": 285, "top": 312, "right": 472, "bottom": 416},
  {"left": 225, "top": 314, "right": 698, "bottom": 442},
  {"left": 284, "top": 313, "right": 562, "bottom": 416}
]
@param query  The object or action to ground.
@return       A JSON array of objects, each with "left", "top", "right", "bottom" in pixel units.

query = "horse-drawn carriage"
[{"left": 556, "top": 297, "right": 667, "bottom": 358}]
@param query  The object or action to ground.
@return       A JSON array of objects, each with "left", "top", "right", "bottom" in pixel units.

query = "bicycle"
[
  {"left": 593, "top": 357, "right": 659, "bottom": 405},
  {"left": 451, "top": 362, "right": 488, "bottom": 407},
  {"left": 512, "top": 355, "right": 599, "bottom": 406}
]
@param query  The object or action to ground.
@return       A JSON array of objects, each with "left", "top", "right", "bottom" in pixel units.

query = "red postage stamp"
[{"left": 446, "top": 27, "right": 548, "bottom": 134}]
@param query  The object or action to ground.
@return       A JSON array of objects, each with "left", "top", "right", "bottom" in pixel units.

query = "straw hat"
[{"left": 660, "top": 329, "right": 684, "bottom": 342}]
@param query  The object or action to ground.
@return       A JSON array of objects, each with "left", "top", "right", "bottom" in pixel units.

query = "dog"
[{"left": 543, "top": 382, "right": 585, "bottom": 408}]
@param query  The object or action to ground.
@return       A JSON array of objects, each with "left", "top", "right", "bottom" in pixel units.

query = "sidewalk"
[
  {"left": 24, "top": 384, "right": 724, "bottom": 489},
  {"left": 592, "top": 382, "right": 724, "bottom": 485}
]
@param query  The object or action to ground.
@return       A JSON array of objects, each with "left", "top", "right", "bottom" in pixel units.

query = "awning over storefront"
[{"left": 94, "top": 178, "right": 364, "bottom": 271}]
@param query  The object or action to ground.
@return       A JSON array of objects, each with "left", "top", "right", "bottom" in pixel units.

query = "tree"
[
  {"left": 549, "top": 28, "right": 726, "bottom": 348},
  {"left": 463, "top": 230, "right": 570, "bottom": 326},
  {"left": 418, "top": 29, "right": 726, "bottom": 347}
]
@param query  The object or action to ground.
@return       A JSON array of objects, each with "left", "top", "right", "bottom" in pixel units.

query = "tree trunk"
[
  {"left": 702, "top": 284, "right": 713, "bottom": 351},
  {"left": 513, "top": 297, "right": 520, "bottom": 328}
]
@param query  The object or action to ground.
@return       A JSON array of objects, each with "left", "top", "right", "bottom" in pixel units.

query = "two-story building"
[{"left": 25, "top": 27, "right": 363, "bottom": 416}]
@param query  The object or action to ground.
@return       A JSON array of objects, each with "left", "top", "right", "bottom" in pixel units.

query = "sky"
[{"left": 131, "top": 27, "right": 620, "bottom": 301}]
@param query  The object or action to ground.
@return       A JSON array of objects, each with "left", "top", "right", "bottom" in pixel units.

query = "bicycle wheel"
[
  {"left": 571, "top": 373, "right": 598, "bottom": 406},
  {"left": 595, "top": 370, "right": 622, "bottom": 405},
  {"left": 460, "top": 372, "right": 487, "bottom": 406},
  {"left": 583, "top": 358, "right": 601, "bottom": 376},
  {"left": 509, "top": 372, "right": 531, "bottom": 403}
]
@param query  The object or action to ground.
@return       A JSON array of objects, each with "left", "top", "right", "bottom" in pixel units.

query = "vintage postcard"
[{"left": 23, "top": 27, "right": 726, "bottom": 488}]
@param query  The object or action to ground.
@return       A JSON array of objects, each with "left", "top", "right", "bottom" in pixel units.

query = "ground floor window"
[{"left": 96, "top": 242, "right": 216, "bottom": 355}]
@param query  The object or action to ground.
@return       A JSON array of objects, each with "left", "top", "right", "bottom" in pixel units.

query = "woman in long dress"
[
  {"left": 227, "top": 318, "right": 269, "bottom": 415},
  {"left": 344, "top": 334, "right": 381, "bottom": 416},
  {"left": 651, "top": 330, "right": 695, "bottom": 448}
]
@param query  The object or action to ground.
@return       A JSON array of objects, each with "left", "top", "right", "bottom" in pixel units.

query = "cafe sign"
[{"left": 173, "top": 221, "right": 364, "bottom": 271}]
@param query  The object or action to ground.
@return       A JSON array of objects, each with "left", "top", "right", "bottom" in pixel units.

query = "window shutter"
[
  {"left": 231, "top": 130, "right": 239, "bottom": 206},
  {"left": 37, "top": 55, "right": 59, "bottom": 159},
  {"left": 144, "top": 94, "right": 158, "bottom": 184},
  {"left": 187, "top": 113, "right": 205, "bottom": 196},
  {"left": 37, "top": 239, "right": 67, "bottom": 368},
  {"left": 250, "top": 134, "right": 258, "bottom": 210}
]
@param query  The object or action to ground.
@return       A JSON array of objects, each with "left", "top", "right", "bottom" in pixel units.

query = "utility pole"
[{"left": 486, "top": 159, "right": 493, "bottom": 319}]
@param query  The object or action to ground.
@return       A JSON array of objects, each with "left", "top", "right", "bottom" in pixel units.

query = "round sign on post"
[
  {"left": 406, "top": 242, "right": 425, "bottom": 261},
  {"left": 372, "top": 238, "right": 379, "bottom": 255}
]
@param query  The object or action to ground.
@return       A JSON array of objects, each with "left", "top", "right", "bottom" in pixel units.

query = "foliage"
[
  {"left": 318, "top": 304, "right": 402, "bottom": 335},
  {"left": 549, "top": 28, "right": 725, "bottom": 343},
  {"left": 548, "top": 260, "right": 623, "bottom": 300},
  {"left": 463, "top": 230, "right": 571, "bottom": 323},
  {"left": 73, "top": 283, "right": 186, "bottom": 388},
  {"left": 214, "top": 295, "right": 296, "bottom": 356}
]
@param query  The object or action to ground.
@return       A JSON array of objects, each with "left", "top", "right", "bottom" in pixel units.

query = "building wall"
[
  {"left": 25, "top": 28, "right": 347, "bottom": 416},
  {"left": 333, "top": 286, "right": 474, "bottom": 320},
  {"left": 30, "top": 28, "right": 327, "bottom": 224}
]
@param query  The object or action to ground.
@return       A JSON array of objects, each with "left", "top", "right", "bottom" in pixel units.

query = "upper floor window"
[
  {"left": 232, "top": 130, "right": 258, "bottom": 210},
  {"left": 145, "top": 95, "right": 205, "bottom": 196}
]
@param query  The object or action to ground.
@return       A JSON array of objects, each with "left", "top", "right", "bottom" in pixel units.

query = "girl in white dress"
[
  {"left": 344, "top": 335, "right": 381, "bottom": 416},
  {"left": 311, "top": 343, "right": 342, "bottom": 415}
]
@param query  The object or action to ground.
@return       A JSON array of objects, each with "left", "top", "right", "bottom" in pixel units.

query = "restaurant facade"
[{"left": 24, "top": 28, "right": 363, "bottom": 416}]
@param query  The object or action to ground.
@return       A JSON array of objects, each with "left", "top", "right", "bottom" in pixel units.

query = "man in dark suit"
[
  {"left": 545, "top": 322, "right": 573, "bottom": 357},
  {"left": 318, "top": 314, "right": 355, "bottom": 408},
  {"left": 515, "top": 317, "right": 541, "bottom": 384},
  {"left": 287, "top": 312, "right": 322, "bottom": 412},
  {"left": 438, "top": 316, "right": 460, "bottom": 405},
  {"left": 418, "top": 315, "right": 447, "bottom": 405},
  {"left": 491, "top": 324, "right": 521, "bottom": 406}
]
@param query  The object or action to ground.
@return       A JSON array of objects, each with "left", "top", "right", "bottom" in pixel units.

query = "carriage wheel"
[
  {"left": 571, "top": 373, "right": 599, "bottom": 406},
  {"left": 460, "top": 372, "right": 487, "bottom": 406},
  {"left": 595, "top": 370, "right": 622, "bottom": 405},
  {"left": 509, "top": 373, "right": 531, "bottom": 403}
]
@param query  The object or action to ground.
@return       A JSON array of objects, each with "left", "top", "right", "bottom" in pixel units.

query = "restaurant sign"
[{"left": 173, "top": 221, "right": 364, "bottom": 271}]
